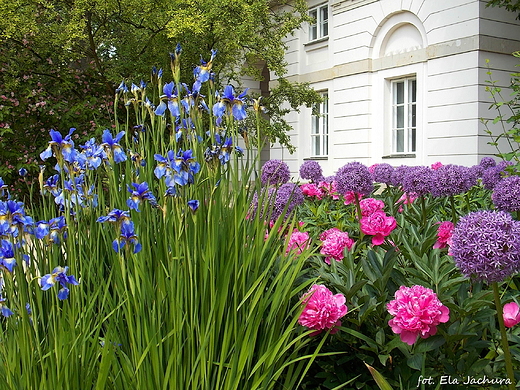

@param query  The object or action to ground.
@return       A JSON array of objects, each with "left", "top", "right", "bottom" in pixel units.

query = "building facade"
[{"left": 264, "top": 0, "right": 520, "bottom": 178}]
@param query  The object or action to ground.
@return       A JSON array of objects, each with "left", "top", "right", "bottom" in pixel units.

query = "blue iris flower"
[
  {"left": 222, "top": 85, "right": 248, "bottom": 121},
  {"left": 112, "top": 221, "right": 142, "bottom": 254},
  {"left": 0, "top": 177, "right": 7, "bottom": 198},
  {"left": 126, "top": 182, "right": 157, "bottom": 212},
  {"left": 193, "top": 49, "right": 217, "bottom": 92},
  {"left": 97, "top": 209, "right": 131, "bottom": 224},
  {"left": 40, "top": 266, "right": 79, "bottom": 300},
  {"left": 40, "top": 128, "right": 77, "bottom": 163},
  {"left": 80, "top": 138, "right": 106, "bottom": 170},
  {"left": 101, "top": 129, "right": 127, "bottom": 163},
  {"left": 187, "top": 199, "right": 200, "bottom": 212},
  {"left": 43, "top": 174, "right": 61, "bottom": 196},
  {"left": 155, "top": 82, "right": 180, "bottom": 117},
  {"left": 35, "top": 216, "right": 67, "bottom": 245},
  {"left": 0, "top": 200, "right": 33, "bottom": 237},
  {"left": 0, "top": 296, "right": 13, "bottom": 317},
  {"left": 116, "top": 81, "right": 128, "bottom": 94},
  {"left": 0, "top": 240, "right": 16, "bottom": 272}
]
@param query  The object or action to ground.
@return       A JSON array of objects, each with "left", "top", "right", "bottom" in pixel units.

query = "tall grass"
[{"left": 0, "top": 51, "right": 323, "bottom": 389}]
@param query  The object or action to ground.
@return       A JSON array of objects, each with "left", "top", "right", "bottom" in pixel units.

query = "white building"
[{"left": 262, "top": 0, "right": 520, "bottom": 178}]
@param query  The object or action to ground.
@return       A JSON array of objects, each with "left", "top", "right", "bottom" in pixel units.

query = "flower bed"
[{"left": 0, "top": 48, "right": 519, "bottom": 389}]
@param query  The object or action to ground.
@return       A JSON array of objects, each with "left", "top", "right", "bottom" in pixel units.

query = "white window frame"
[
  {"left": 391, "top": 77, "right": 416, "bottom": 154},
  {"left": 308, "top": 3, "right": 329, "bottom": 41},
  {"left": 311, "top": 92, "right": 329, "bottom": 157}
]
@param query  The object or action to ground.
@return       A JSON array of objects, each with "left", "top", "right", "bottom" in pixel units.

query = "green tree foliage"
[
  {"left": 0, "top": 0, "right": 321, "bottom": 194},
  {"left": 486, "top": 0, "right": 520, "bottom": 18}
]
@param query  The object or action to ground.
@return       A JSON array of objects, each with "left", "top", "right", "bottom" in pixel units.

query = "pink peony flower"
[
  {"left": 431, "top": 162, "right": 443, "bottom": 170},
  {"left": 360, "top": 211, "right": 397, "bottom": 245},
  {"left": 300, "top": 183, "right": 324, "bottom": 199},
  {"left": 433, "top": 221, "right": 454, "bottom": 249},
  {"left": 387, "top": 285, "right": 450, "bottom": 345},
  {"left": 397, "top": 192, "right": 418, "bottom": 213},
  {"left": 359, "top": 198, "right": 385, "bottom": 217},
  {"left": 320, "top": 228, "right": 355, "bottom": 264},
  {"left": 503, "top": 302, "right": 520, "bottom": 328},
  {"left": 298, "top": 284, "right": 348, "bottom": 335},
  {"left": 318, "top": 180, "right": 340, "bottom": 200},
  {"left": 286, "top": 230, "right": 311, "bottom": 255},
  {"left": 343, "top": 191, "right": 363, "bottom": 205}
]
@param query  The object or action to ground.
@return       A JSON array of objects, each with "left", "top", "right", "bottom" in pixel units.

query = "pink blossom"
[
  {"left": 343, "top": 191, "right": 363, "bottom": 205},
  {"left": 300, "top": 183, "right": 324, "bottom": 199},
  {"left": 359, "top": 198, "right": 385, "bottom": 217},
  {"left": 320, "top": 228, "right": 354, "bottom": 263},
  {"left": 387, "top": 285, "right": 450, "bottom": 345},
  {"left": 431, "top": 161, "right": 443, "bottom": 170},
  {"left": 318, "top": 180, "right": 340, "bottom": 199},
  {"left": 360, "top": 211, "right": 397, "bottom": 245},
  {"left": 433, "top": 221, "right": 454, "bottom": 249},
  {"left": 286, "top": 230, "right": 310, "bottom": 255},
  {"left": 503, "top": 302, "right": 520, "bottom": 328},
  {"left": 397, "top": 192, "right": 418, "bottom": 212},
  {"left": 298, "top": 284, "right": 348, "bottom": 335}
]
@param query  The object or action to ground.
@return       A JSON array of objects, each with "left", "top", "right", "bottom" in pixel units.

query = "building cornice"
[
  {"left": 331, "top": 0, "right": 379, "bottom": 15},
  {"left": 282, "top": 35, "right": 520, "bottom": 85}
]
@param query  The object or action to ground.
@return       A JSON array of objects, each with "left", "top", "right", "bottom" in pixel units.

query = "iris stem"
[{"left": 492, "top": 281, "right": 516, "bottom": 389}]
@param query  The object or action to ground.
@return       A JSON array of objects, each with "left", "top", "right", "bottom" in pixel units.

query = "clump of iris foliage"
[{"left": 0, "top": 47, "right": 327, "bottom": 390}]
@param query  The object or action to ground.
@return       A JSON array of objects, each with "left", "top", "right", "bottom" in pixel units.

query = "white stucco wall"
[{"left": 267, "top": 0, "right": 520, "bottom": 179}]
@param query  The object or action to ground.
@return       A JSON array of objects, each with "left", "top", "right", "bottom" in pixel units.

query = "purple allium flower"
[
  {"left": 450, "top": 210, "right": 520, "bottom": 283},
  {"left": 469, "top": 164, "right": 485, "bottom": 180},
  {"left": 390, "top": 165, "right": 409, "bottom": 187},
  {"left": 479, "top": 157, "right": 497, "bottom": 169},
  {"left": 371, "top": 163, "right": 394, "bottom": 185},
  {"left": 271, "top": 182, "right": 304, "bottom": 221},
  {"left": 481, "top": 161, "right": 512, "bottom": 190},
  {"left": 299, "top": 160, "right": 324, "bottom": 183},
  {"left": 401, "top": 166, "right": 433, "bottom": 196},
  {"left": 248, "top": 187, "right": 276, "bottom": 220},
  {"left": 261, "top": 159, "right": 291, "bottom": 186},
  {"left": 430, "top": 164, "right": 475, "bottom": 197},
  {"left": 492, "top": 175, "right": 520, "bottom": 212},
  {"left": 335, "top": 162, "right": 373, "bottom": 197}
]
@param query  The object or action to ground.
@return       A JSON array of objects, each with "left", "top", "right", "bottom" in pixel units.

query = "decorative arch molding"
[{"left": 370, "top": 11, "right": 428, "bottom": 59}]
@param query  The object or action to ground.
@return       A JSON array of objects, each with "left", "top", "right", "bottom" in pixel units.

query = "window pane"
[
  {"left": 314, "top": 136, "right": 320, "bottom": 156},
  {"left": 396, "top": 106, "right": 404, "bottom": 128},
  {"left": 320, "top": 6, "right": 328, "bottom": 22},
  {"left": 309, "top": 25, "right": 317, "bottom": 40},
  {"left": 320, "top": 7, "right": 328, "bottom": 36},
  {"left": 324, "top": 135, "right": 328, "bottom": 155},
  {"left": 409, "top": 79, "right": 417, "bottom": 103},
  {"left": 321, "top": 21, "right": 328, "bottom": 37},
  {"left": 396, "top": 129, "right": 404, "bottom": 153},
  {"left": 395, "top": 82, "right": 404, "bottom": 104},
  {"left": 312, "top": 116, "right": 319, "bottom": 134},
  {"left": 411, "top": 128, "right": 416, "bottom": 152},
  {"left": 410, "top": 103, "right": 416, "bottom": 127}
]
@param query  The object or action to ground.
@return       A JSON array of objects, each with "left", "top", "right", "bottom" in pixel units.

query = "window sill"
[
  {"left": 305, "top": 156, "right": 329, "bottom": 161},
  {"left": 304, "top": 36, "right": 329, "bottom": 51},
  {"left": 382, "top": 154, "right": 416, "bottom": 159}
]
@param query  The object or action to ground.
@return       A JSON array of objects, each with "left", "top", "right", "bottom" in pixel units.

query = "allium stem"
[
  {"left": 449, "top": 196, "right": 458, "bottom": 225},
  {"left": 420, "top": 196, "right": 427, "bottom": 227},
  {"left": 492, "top": 282, "right": 516, "bottom": 389}
]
